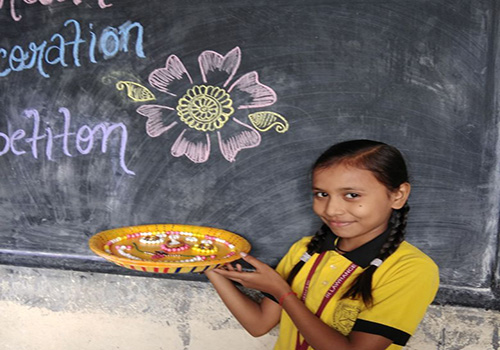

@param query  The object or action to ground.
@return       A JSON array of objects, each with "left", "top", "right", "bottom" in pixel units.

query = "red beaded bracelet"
[{"left": 278, "top": 291, "right": 297, "bottom": 306}]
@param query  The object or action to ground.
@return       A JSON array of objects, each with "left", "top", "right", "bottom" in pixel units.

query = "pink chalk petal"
[
  {"left": 136, "top": 105, "right": 177, "bottom": 137},
  {"left": 198, "top": 47, "right": 241, "bottom": 87},
  {"left": 171, "top": 129, "right": 211, "bottom": 163},
  {"left": 228, "top": 71, "right": 277, "bottom": 109},
  {"left": 217, "top": 118, "right": 261, "bottom": 162},
  {"left": 149, "top": 55, "right": 193, "bottom": 96}
]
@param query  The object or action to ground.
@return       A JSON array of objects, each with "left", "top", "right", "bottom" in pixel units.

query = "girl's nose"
[{"left": 325, "top": 197, "right": 345, "bottom": 216}]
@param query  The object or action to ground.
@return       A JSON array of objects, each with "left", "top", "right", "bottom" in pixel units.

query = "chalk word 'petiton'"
[
  {"left": 0, "top": 19, "right": 145, "bottom": 78},
  {"left": 0, "top": 107, "right": 135, "bottom": 175}
]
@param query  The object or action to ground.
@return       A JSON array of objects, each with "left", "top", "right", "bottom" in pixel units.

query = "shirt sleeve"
[
  {"left": 262, "top": 237, "right": 311, "bottom": 303},
  {"left": 352, "top": 252, "right": 439, "bottom": 346},
  {"left": 275, "top": 236, "right": 311, "bottom": 279}
]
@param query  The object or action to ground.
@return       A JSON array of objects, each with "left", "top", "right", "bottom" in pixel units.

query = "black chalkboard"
[{"left": 0, "top": 0, "right": 498, "bottom": 309}]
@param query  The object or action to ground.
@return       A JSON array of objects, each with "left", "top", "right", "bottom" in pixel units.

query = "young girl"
[{"left": 206, "top": 139, "right": 439, "bottom": 350}]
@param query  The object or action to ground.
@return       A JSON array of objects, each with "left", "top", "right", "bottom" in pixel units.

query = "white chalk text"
[{"left": 1, "top": 0, "right": 113, "bottom": 22}]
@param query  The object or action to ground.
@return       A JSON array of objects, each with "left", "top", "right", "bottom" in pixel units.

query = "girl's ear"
[{"left": 391, "top": 182, "right": 411, "bottom": 210}]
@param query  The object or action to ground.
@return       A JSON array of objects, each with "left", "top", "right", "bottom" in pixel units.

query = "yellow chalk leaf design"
[
  {"left": 248, "top": 111, "right": 289, "bottom": 133},
  {"left": 116, "top": 81, "right": 156, "bottom": 102}
]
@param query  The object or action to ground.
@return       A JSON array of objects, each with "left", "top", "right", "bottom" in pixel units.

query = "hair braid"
[
  {"left": 306, "top": 224, "right": 329, "bottom": 254},
  {"left": 285, "top": 224, "right": 329, "bottom": 285},
  {"left": 341, "top": 203, "right": 410, "bottom": 307},
  {"left": 379, "top": 203, "right": 409, "bottom": 260}
]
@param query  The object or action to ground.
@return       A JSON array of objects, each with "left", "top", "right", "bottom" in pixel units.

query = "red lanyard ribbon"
[{"left": 295, "top": 252, "right": 358, "bottom": 350}]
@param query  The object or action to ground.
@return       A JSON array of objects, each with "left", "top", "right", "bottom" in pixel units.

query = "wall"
[{"left": 1, "top": 265, "right": 499, "bottom": 350}]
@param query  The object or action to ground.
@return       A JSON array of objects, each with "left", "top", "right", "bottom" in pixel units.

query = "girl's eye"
[
  {"left": 345, "top": 193, "right": 360, "bottom": 199},
  {"left": 314, "top": 192, "right": 328, "bottom": 198}
]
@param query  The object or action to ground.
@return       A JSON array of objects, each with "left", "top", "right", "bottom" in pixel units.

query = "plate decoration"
[{"left": 88, "top": 224, "right": 251, "bottom": 273}]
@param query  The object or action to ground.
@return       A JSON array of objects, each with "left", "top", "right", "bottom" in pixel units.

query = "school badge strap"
[{"left": 88, "top": 224, "right": 251, "bottom": 274}]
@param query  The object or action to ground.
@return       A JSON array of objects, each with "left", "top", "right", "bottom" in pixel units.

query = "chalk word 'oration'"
[
  {"left": 1, "top": 0, "right": 113, "bottom": 22},
  {"left": 0, "top": 19, "right": 145, "bottom": 78},
  {"left": 0, "top": 107, "right": 135, "bottom": 175}
]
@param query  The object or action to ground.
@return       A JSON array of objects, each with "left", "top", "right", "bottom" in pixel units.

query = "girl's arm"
[
  {"left": 205, "top": 267, "right": 282, "bottom": 336},
  {"left": 213, "top": 253, "right": 393, "bottom": 350}
]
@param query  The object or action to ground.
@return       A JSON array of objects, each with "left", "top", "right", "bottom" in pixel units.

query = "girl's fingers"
[
  {"left": 213, "top": 269, "right": 242, "bottom": 279},
  {"left": 213, "top": 269, "right": 257, "bottom": 286},
  {"left": 212, "top": 264, "right": 284, "bottom": 294},
  {"left": 226, "top": 277, "right": 243, "bottom": 284},
  {"left": 240, "top": 253, "right": 271, "bottom": 272}
]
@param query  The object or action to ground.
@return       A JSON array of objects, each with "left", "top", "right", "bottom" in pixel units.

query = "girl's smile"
[
  {"left": 312, "top": 163, "right": 410, "bottom": 251},
  {"left": 328, "top": 220, "right": 354, "bottom": 227}
]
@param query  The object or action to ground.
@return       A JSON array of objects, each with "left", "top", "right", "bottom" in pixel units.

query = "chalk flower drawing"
[{"left": 116, "top": 46, "right": 289, "bottom": 163}]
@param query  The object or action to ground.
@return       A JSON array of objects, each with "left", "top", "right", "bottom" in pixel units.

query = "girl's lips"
[{"left": 328, "top": 220, "right": 353, "bottom": 227}]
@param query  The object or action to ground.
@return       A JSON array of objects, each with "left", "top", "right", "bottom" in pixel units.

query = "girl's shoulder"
[
  {"left": 284, "top": 236, "right": 313, "bottom": 255},
  {"left": 275, "top": 236, "right": 314, "bottom": 276},
  {"left": 296, "top": 235, "right": 315, "bottom": 247},
  {"left": 385, "top": 240, "right": 439, "bottom": 274},
  {"left": 373, "top": 241, "right": 440, "bottom": 304},
  {"left": 280, "top": 235, "right": 321, "bottom": 261},
  {"left": 397, "top": 241, "right": 436, "bottom": 260}
]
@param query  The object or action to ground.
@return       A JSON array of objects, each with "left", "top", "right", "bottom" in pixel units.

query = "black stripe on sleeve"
[{"left": 352, "top": 319, "right": 411, "bottom": 346}]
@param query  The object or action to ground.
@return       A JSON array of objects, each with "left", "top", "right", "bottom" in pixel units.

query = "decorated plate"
[{"left": 88, "top": 224, "right": 251, "bottom": 274}]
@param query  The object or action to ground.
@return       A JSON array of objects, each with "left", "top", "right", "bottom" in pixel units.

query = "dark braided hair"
[
  {"left": 287, "top": 139, "right": 410, "bottom": 306},
  {"left": 342, "top": 202, "right": 410, "bottom": 306},
  {"left": 286, "top": 224, "right": 330, "bottom": 284}
]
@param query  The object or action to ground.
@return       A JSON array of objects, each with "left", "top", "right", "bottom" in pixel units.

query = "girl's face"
[{"left": 312, "top": 163, "right": 410, "bottom": 250}]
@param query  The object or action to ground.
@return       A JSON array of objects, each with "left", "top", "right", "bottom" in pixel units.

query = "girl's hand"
[
  {"left": 212, "top": 253, "right": 292, "bottom": 299},
  {"left": 204, "top": 259, "right": 244, "bottom": 279}
]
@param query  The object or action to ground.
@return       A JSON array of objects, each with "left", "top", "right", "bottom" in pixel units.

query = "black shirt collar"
[{"left": 319, "top": 226, "right": 391, "bottom": 268}]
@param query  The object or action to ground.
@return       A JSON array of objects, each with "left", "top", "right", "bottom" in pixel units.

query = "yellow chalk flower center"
[{"left": 176, "top": 85, "right": 234, "bottom": 132}]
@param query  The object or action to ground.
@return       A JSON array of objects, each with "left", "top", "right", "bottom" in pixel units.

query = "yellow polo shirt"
[{"left": 273, "top": 233, "right": 439, "bottom": 350}]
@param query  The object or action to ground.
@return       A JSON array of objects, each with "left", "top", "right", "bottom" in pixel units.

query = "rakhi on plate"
[{"left": 88, "top": 224, "right": 251, "bottom": 274}]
